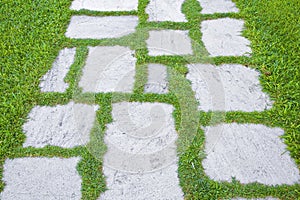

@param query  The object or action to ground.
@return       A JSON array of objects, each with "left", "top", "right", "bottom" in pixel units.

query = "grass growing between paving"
[{"left": 0, "top": 0, "right": 299, "bottom": 199}]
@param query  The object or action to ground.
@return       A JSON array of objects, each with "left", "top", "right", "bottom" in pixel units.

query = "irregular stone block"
[
  {"left": 186, "top": 64, "right": 273, "bottom": 112},
  {"left": 65, "top": 16, "right": 138, "bottom": 39},
  {"left": 201, "top": 18, "right": 252, "bottom": 56},
  {"left": 23, "top": 102, "right": 99, "bottom": 148},
  {"left": 144, "top": 64, "right": 169, "bottom": 94},
  {"left": 146, "top": 0, "right": 187, "bottom": 22},
  {"left": 202, "top": 123, "right": 300, "bottom": 185},
  {"left": 70, "top": 0, "right": 138, "bottom": 11},
  {"left": 79, "top": 46, "right": 136, "bottom": 93},
  {"left": 0, "top": 157, "right": 82, "bottom": 200},
  {"left": 147, "top": 30, "right": 193, "bottom": 56},
  {"left": 40, "top": 48, "right": 76, "bottom": 92},
  {"left": 198, "top": 0, "right": 239, "bottom": 14}
]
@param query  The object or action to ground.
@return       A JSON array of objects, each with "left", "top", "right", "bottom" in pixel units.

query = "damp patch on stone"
[
  {"left": 197, "top": 0, "right": 239, "bottom": 14},
  {"left": 144, "top": 64, "right": 169, "bottom": 94},
  {"left": 79, "top": 46, "right": 136, "bottom": 93},
  {"left": 146, "top": 30, "right": 193, "bottom": 56},
  {"left": 40, "top": 48, "right": 76, "bottom": 92},
  {"left": 186, "top": 64, "right": 273, "bottom": 112},
  {"left": 146, "top": 0, "right": 187, "bottom": 22},
  {"left": 65, "top": 16, "right": 138, "bottom": 39},
  {"left": 0, "top": 157, "right": 82, "bottom": 200},
  {"left": 23, "top": 102, "right": 99, "bottom": 148},
  {"left": 100, "top": 102, "right": 183, "bottom": 199},
  {"left": 70, "top": 0, "right": 138, "bottom": 11},
  {"left": 202, "top": 123, "right": 300, "bottom": 185},
  {"left": 201, "top": 18, "right": 251, "bottom": 56}
]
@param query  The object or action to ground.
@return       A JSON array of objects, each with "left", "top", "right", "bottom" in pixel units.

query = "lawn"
[{"left": 0, "top": 0, "right": 299, "bottom": 199}]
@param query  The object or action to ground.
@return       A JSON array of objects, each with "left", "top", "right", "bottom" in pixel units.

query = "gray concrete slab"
[
  {"left": 23, "top": 102, "right": 98, "bottom": 148},
  {"left": 70, "top": 0, "right": 138, "bottom": 11},
  {"left": 147, "top": 30, "right": 193, "bottom": 56},
  {"left": 201, "top": 18, "right": 252, "bottom": 56},
  {"left": 144, "top": 64, "right": 169, "bottom": 94},
  {"left": 198, "top": 0, "right": 239, "bottom": 14},
  {"left": 65, "top": 16, "right": 138, "bottom": 39},
  {"left": 0, "top": 157, "right": 82, "bottom": 200},
  {"left": 146, "top": 0, "right": 187, "bottom": 22},
  {"left": 186, "top": 64, "right": 273, "bottom": 112},
  {"left": 78, "top": 46, "right": 136, "bottom": 93},
  {"left": 40, "top": 48, "right": 76, "bottom": 92},
  {"left": 202, "top": 123, "right": 300, "bottom": 185}
]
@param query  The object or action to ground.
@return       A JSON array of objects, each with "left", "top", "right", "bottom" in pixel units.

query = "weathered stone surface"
[
  {"left": 144, "top": 64, "right": 169, "bottom": 94},
  {"left": 100, "top": 102, "right": 183, "bottom": 199},
  {"left": 202, "top": 123, "right": 300, "bottom": 185},
  {"left": 146, "top": 0, "right": 187, "bottom": 22},
  {"left": 79, "top": 46, "right": 136, "bottom": 93},
  {"left": 70, "top": 0, "right": 138, "bottom": 11},
  {"left": 198, "top": 0, "right": 239, "bottom": 14},
  {"left": 23, "top": 102, "right": 98, "bottom": 148},
  {"left": 40, "top": 48, "right": 76, "bottom": 92},
  {"left": 66, "top": 16, "right": 138, "bottom": 39},
  {"left": 201, "top": 18, "right": 252, "bottom": 56},
  {"left": 186, "top": 64, "right": 273, "bottom": 112},
  {"left": 0, "top": 157, "right": 82, "bottom": 200},
  {"left": 147, "top": 30, "right": 193, "bottom": 56}
]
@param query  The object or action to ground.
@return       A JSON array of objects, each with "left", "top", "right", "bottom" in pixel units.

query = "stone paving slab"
[
  {"left": 23, "top": 102, "right": 98, "bottom": 148},
  {"left": 0, "top": 157, "right": 82, "bottom": 200},
  {"left": 40, "top": 48, "right": 76, "bottom": 92},
  {"left": 147, "top": 30, "right": 193, "bottom": 56},
  {"left": 201, "top": 18, "right": 252, "bottom": 56},
  {"left": 146, "top": 0, "right": 187, "bottom": 22},
  {"left": 186, "top": 64, "right": 273, "bottom": 112},
  {"left": 202, "top": 123, "right": 300, "bottom": 185},
  {"left": 144, "top": 64, "right": 169, "bottom": 94},
  {"left": 79, "top": 46, "right": 136, "bottom": 93},
  {"left": 65, "top": 16, "right": 138, "bottom": 39},
  {"left": 198, "top": 0, "right": 239, "bottom": 14},
  {"left": 70, "top": 0, "right": 138, "bottom": 11}
]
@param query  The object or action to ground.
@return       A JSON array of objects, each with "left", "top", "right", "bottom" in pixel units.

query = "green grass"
[{"left": 1, "top": 0, "right": 299, "bottom": 199}]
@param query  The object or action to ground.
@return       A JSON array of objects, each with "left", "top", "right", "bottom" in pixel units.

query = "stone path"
[{"left": 1, "top": 0, "right": 299, "bottom": 199}]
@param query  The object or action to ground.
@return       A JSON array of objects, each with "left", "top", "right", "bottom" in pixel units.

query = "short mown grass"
[{"left": 1, "top": 0, "right": 299, "bottom": 199}]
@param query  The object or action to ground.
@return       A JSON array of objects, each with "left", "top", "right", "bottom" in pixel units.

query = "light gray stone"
[
  {"left": 201, "top": 18, "right": 252, "bottom": 56},
  {"left": 147, "top": 30, "right": 193, "bottom": 56},
  {"left": 70, "top": 0, "right": 138, "bottom": 11},
  {"left": 202, "top": 123, "right": 300, "bottom": 185},
  {"left": 186, "top": 64, "right": 273, "bottom": 112},
  {"left": 23, "top": 102, "right": 99, "bottom": 148},
  {"left": 79, "top": 46, "right": 136, "bottom": 93},
  {"left": 232, "top": 198, "right": 279, "bottom": 200},
  {"left": 144, "top": 64, "right": 169, "bottom": 94},
  {"left": 40, "top": 48, "right": 76, "bottom": 92},
  {"left": 0, "top": 157, "right": 82, "bottom": 200},
  {"left": 100, "top": 102, "right": 183, "bottom": 199},
  {"left": 65, "top": 16, "right": 138, "bottom": 39},
  {"left": 198, "top": 0, "right": 239, "bottom": 14},
  {"left": 146, "top": 0, "right": 187, "bottom": 22}
]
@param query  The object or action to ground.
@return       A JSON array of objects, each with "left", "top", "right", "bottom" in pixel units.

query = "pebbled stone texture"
[
  {"left": 186, "top": 64, "right": 273, "bottom": 112},
  {"left": 202, "top": 123, "right": 300, "bottom": 185},
  {"left": 100, "top": 102, "right": 183, "bottom": 199},
  {"left": 146, "top": 0, "right": 187, "bottom": 22},
  {"left": 79, "top": 46, "right": 136, "bottom": 93},
  {"left": 40, "top": 48, "right": 76, "bottom": 93},
  {"left": 66, "top": 16, "right": 138, "bottom": 39},
  {"left": 198, "top": 0, "right": 239, "bottom": 14},
  {"left": 70, "top": 0, "right": 138, "bottom": 11},
  {"left": 144, "top": 64, "right": 169, "bottom": 94},
  {"left": 147, "top": 30, "right": 193, "bottom": 56},
  {"left": 201, "top": 18, "right": 252, "bottom": 56},
  {"left": 23, "top": 102, "right": 98, "bottom": 148},
  {"left": 0, "top": 157, "right": 82, "bottom": 200}
]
